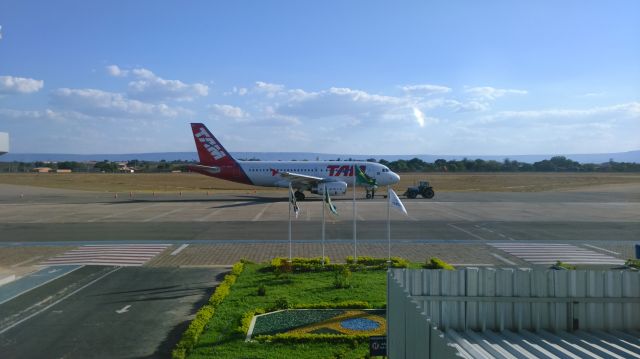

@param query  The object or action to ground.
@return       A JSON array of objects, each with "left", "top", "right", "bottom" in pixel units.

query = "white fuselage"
[{"left": 239, "top": 161, "right": 400, "bottom": 189}]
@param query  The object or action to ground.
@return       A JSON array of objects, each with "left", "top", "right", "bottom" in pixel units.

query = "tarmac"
[{"left": 0, "top": 182, "right": 638, "bottom": 358}]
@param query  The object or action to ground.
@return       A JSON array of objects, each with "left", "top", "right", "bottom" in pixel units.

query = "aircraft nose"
[{"left": 391, "top": 172, "right": 400, "bottom": 184}]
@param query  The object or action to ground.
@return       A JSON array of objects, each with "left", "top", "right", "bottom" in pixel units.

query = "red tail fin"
[{"left": 191, "top": 123, "right": 236, "bottom": 166}]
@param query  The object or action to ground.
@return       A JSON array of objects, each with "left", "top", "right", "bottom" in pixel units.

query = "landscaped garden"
[{"left": 174, "top": 257, "right": 408, "bottom": 359}]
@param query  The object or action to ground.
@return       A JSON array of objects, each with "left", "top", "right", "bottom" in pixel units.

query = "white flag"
[{"left": 388, "top": 188, "right": 407, "bottom": 215}]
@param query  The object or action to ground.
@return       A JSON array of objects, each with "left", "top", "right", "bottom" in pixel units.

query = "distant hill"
[{"left": 2, "top": 150, "right": 639, "bottom": 164}]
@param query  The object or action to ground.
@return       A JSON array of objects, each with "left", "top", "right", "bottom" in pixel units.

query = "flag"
[
  {"left": 324, "top": 189, "right": 338, "bottom": 216},
  {"left": 289, "top": 187, "right": 300, "bottom": 218},
  {"left": 355, "top": 165, "right": 376, "bottom": 186},
  {"left": 388, "top": 188, "right": 407, "bottom": 215}
]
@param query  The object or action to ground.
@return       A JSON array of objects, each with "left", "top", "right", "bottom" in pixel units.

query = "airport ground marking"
[
  {"left": 116, "top": 304, "right": 131, "bottom": 314},
  {"left": 142, "top": 208, "right": 183, "bottom": 222},
  {"left": 251, "top": 203, "right": 272, "bottom": 222},
  {"left": 447, "top": 223, "right": 487, "bottom": 241},
  {"left": 87, "top": 203, "right": 161, "bottom": 222},
  {"left": 196, "top": 208, "right": 223, "bottom": 222},
  {"left": 170, "top": 244, "right": 189, "bottom": 256},
  {"left": 582, "top": 244, "right": 620, "bottom": 256},
  {"left": 10, "top": 255, "right": 43, "bottom": 268},
  {"left": 0, "top": 265, "right": 84, "bottom": 306},
  {"left": 491, "top": 253, "right": 517, "bottom": 266},
  {"left": 0, "top": 266, "right": 121, "bottom": 334}
]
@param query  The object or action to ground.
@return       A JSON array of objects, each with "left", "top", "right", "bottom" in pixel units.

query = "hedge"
[
  {"left": 271, "top": 257, "right": 332, "bottom": 272},
  {"left": 423, "top": 257, "right": 455, "bottom": 270},
  {"left": 345, "top": 256, "right": 409, "bottom": 268},
  {"left": 626, "top": 259, "right": 640, "bottom": 269},
  {"left": 238, "top": 308, "right": 266, "bottom": 334},
  {"left": 171, "top": 261, "right": 245, "bottom": 359}
]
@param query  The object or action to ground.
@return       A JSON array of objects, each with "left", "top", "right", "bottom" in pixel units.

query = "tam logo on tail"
[{"left": 194, "top": 126, "right": 227, "bottom": 160}]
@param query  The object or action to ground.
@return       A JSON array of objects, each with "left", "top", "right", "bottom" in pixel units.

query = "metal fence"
[{"left": 387, "top": 267, "right": 640, "bottom": 358}]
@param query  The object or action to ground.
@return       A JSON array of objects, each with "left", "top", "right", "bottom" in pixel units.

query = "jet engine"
[{"left": 311, "top": 181, "right": 348, "bottom": 196}]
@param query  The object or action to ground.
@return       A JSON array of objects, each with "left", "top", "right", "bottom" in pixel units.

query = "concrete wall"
[{"left": 0, "top": 132, "right": 8, "bottom": 155}]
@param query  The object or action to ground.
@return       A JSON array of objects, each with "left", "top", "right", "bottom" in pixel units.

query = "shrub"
[
  {"left": 423, "top": 257, "right": 455, "bottom": 270},
  {"left": 257, "top": 284, "right": 267, "bottom": 296},
  {"left": 238, "top": 308, "right": 266, "bottom": 334},
  {"left": 333, "top": 267, "right": 352, "bottom": 289},
  {"left": 345, "top": 256, "right": 408, "bottom": 268},
  {"left": 273, "top": 297, "right": 291, "bottom": 310},
  {"left": 551, "top": 261, "right": 576, "bottom": 270},
  {"left": 172, "top": 304, "right": 215, "bottom": 358},
  {"left": 172, "top": 261, "right": 245, "bottom": 358},
  {"left": 626, "top": 259, "right": 640, "bottom": 269},
  {"left": 271, "top": 257, "right": 331, "bottom": 272}
]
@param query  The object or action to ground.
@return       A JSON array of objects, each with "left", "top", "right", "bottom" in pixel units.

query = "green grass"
[{"left": 187, "top": 263, "right": 387, "bottom": 359}]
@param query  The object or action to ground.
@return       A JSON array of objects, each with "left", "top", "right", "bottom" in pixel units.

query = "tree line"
[
  {"left": 0, "top": 156, "right": 638, "bottom": 173},
  {"left": 371, "top": 156, "right": 640, "bottom": 172}
]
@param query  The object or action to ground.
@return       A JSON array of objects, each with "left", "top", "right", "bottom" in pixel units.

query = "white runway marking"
[
  {"left": 583, "top": 244, "right": 621, "bottom": 256},
  {"left": 491, "top": 253, "right": 517, "bottom": 266},
  {"left": 196, "top": 208, "right": 222, "bottom": 222},
  {"left": 116, "top": 305, "right": 131, "bottom": 314},
  {"left": 142, "top": 208, "right": 183, "bottom": 222},
  {"left": 87, "top": 204, "right": 160, "bottom": 223},
  {"left": 447, "top": 223, "right": 487, "bottom": 241},
  {"left": 40, "top": 244, "right": 170, "bottom": 267},
  {"left": 489, "top": 243, "right": 625, "bottom": 265},
  {"left": 10, "top": 256, "right": 43, "bottom": 268},
  {"left": 170, "top": 244, "right": 189, "bottom": 256},
  {"left": 0, "top": 267, "right": 120, "bottom": 335},
  {"left": 252, "top": 204, "right": 271, "bottom": 221}
]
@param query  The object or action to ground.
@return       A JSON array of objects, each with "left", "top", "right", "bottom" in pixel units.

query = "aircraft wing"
[{"left": 275, "top": 170, "right": 325, "bottom": 187}]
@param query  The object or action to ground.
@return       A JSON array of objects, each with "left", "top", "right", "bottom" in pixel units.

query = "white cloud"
[
  {"left": 465, "top": 86, "right": 527, "bottom": 101},
  {"left": 127, "top": 68, "right": 208, "bottom": 102},
  {"left": 51, "top": 88, "right": 189, "bottom": 119},
  {"left": 411, "top": 107, "right": 439, "bottom": 127},
  {"left": 210, "top": 104, "right": 247, "bottom": 120},
  {"left": 401, "top": 84, "right": 452, "bottom": 95},
  {"left": 106, "top": 65, "right": 128, "bottom": 77},
  {"left": 0, "top": 75, "right": 44, "bottom": 94},
  {"left": 253, "top": 81, "right": 285, "bottom": 97}
]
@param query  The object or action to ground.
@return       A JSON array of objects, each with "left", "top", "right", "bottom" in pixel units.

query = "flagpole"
[
  {"left": 322, "top": 183, "right": 326, "bottom": 266},
  {"left": 387, "top": 185, "right": 391, "bottom": 264},
  {"left": 353, "top": 164, "right": 357, "bottom": 262},
  {"left": 288, "top": 183, "right": 292, "bottom": 262}
]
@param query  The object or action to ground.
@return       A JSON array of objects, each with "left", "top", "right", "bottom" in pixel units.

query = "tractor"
[{"left": 403, "top": 181, "right": 435, "bottom": 199}]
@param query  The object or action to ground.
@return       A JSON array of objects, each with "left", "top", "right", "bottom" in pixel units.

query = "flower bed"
[{"left": 249, "top": 309, "right": 386, "bottom": 340}]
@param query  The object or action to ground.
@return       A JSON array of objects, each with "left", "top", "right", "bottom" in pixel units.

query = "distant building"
[
  {"left": 55, "top": 169, "right": 72, "bottom": 173},
  {"left": 32, "top": 167, "right": 52, "bottom": 173},
  {"left": 0, "top": 132, "right": 8, "bottom": 156}
]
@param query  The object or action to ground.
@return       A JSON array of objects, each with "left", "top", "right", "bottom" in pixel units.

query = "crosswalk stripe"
[
  {"left": 40, "top": 244, "right": 170, "bottom": 267},
  {"left": 489, "top": 242, "right": 625, "bottom": 265}
]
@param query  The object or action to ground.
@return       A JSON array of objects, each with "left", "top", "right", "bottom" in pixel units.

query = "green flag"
[
  {"left": 324, "top": 189, "right": 338, "bottom": 216},
  {"left": 355, "top": 165, "right": 376, "bottom": 186}
]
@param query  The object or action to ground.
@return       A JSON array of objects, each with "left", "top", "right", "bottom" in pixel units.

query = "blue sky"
[{"left": 0, "top": 0, "right": 638, "bottom": 155}]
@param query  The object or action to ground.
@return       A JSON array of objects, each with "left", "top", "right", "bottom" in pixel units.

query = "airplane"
[{"left": 188, "top": 123, "right": 401, "bottom": 200}]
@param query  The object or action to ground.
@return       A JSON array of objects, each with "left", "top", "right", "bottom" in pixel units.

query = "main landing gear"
[
  {"left": 294, "top": 190, "right": 305, "bottom": 201},
  {"left": 365, "top": 187, "right": 376, "bottom": 199}
]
